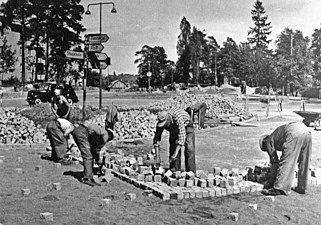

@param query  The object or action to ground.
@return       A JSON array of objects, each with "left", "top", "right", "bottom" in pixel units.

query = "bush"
[{"left": 300, "top": 88, "right": 320, "bottom": 98}]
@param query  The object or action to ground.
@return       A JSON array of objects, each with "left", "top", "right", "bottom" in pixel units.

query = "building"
[{"left": 108, "top": 80, "right": 127, "bottom": 92}]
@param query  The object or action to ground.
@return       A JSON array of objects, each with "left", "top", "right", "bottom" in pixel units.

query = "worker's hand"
[
  {"left": 98, "top": 146, "right": 107, "bottom": 165},
  {"left": 169, "top": 145, "right": 184, "bottom": 163}
]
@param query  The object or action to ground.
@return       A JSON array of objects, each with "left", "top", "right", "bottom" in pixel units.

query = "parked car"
[{"left": 26, "top": 83, "right": 79, "bottom": 106}]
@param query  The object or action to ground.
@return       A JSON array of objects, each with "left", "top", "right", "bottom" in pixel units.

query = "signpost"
[
  {"left": 99, "top": 59, "right": 111, "bottom": 69},
  {"left": 87, "top": 43, "right": 104, "bottom": 52},
  {"left": 85, "top": 33, "right": 109, "bottom": 43},
  {"left": 95, "top": 52, "right": 108, "bottom": 61},
  {"left": 65, "top": 50, "right": 84, "bottom": 59}
]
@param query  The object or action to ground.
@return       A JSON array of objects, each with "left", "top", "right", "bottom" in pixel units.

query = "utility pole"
[{"left": 21, "top": 8, "right": 26, "bottom": 84}]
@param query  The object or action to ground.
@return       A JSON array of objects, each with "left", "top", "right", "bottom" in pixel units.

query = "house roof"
[{"left": 109, "top": 79, "right": 127, "bottom": 89}]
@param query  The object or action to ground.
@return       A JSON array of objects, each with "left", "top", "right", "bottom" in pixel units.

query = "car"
[{"left": 26, "top": 83, "right": 79, "bottom": 106}]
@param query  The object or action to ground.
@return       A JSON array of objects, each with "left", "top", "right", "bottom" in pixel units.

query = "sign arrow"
[
  {"left": 87, "top": 43, "right": 104, "bottom": 52},
  {"left": 85, "top": 33, "right": 109, "bottom": 43},
  {"left": 95, "top": 52, "right": 108, "bottom": 61},
  {"left": 65, "top": 50, "right": 84, "bottom": 59},
  {"left": 99, "top": 61, "right": 108, "bottom": 69}
]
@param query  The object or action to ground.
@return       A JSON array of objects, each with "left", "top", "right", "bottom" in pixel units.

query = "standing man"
[
  {"left": 72, "top": 123, "right": 115, "bottom": 187},
  {"left": 153, "top": 108, "right": 196, "bottom": 173},
  {"left": 259, "top": 121, "right": 312, "bottom": 195},
  {"left": 46, "top": 118, "right": 74, "bottom": 165},
  {"left": 51, "top": 85, "right": 71, "bottom": 120},
  {"left": 185, "top": 102, "right": 208, "bottom": 129}
]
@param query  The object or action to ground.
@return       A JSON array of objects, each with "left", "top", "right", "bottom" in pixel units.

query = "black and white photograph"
[{"left": 0, "top": 0, "right": 321, "bottom": 224}]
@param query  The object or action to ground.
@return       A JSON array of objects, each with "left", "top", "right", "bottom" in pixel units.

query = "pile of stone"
[{"left": 248, "top": 162, "right": 321, "bottom": 186}]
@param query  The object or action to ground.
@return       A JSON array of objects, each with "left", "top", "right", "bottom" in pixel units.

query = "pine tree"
[
  {"left": 248, "top": 0, "right": 272, "bottom": 49},
  {"left": 176, "top": 17, "right": 191, "bottom": 85}
]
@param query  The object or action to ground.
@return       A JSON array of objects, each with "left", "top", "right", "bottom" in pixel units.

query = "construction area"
[{"left": 1, "top": 92, "right": 321, "bottom": 224}]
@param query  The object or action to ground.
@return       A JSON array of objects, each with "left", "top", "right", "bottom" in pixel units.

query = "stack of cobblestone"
[
  {"left": 103, "top": 152, "right": 264, "bottom": 200},
  {"left": 247, "top": 162, "right": 321, "bottom": 186}
]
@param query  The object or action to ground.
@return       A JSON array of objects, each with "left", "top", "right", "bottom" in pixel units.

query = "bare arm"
[
  {"left": 60, "top": 96, "right": 71, "bottom": 119},
  {"left": 51, "top": 98, "right": 59, "bottom": 118}
]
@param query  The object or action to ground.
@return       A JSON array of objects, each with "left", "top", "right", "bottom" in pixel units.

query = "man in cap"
[
  {"left": 71, "top": 122, "right": 115, "bottom": 187},
  {"left": 259, "top": 121, "right": 312, "bottom": 195},
  {"left": 185, "top": 102, "right": 208, "bottom": 129},
  {"left": 46, "top": 118, "right": 74, "bottom": 165},
  {"left": 153, "top": 108, "right": 196, "bottom": 173}
]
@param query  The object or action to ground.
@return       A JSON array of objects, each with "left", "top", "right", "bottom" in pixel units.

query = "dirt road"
[{"left": 1, "top": 97, "right": 321, "bottom": 225}]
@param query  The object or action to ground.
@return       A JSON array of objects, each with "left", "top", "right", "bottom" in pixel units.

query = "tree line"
[
  {"left": 1, "top": 0, "right": 321, "bottom": 95},
  {"left": 135, "top": 0, "right": 321, "bottom": 95}
]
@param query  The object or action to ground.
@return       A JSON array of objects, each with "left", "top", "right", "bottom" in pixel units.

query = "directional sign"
[
  {"left": 95, "top": 52, "right": 108, "bottom": 61},
  {"left": 147, "top": 71, "right": 152, "bottom": 77},
  {"left": 87, "top": 43, "right": 104, "bottom": 52},
  {"left": 99, "top": 60, "right": 110, "bottom": 69},
  {"left": 87, "top": 52, "right": 110, "bottom": 69},
  {"left": 85, "top": 33, "right": 109, "bottom": 43},
  {"left": 65, "top": 50, "right": 84, "bottom": 59}
]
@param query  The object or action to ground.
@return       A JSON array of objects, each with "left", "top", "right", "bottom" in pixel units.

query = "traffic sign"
[
  {"left": 95, "top": 52, "right": 108, "bottom": 61},
  {"left": 147, "top": 71, "right": 152, "bottom": 77},
  {"left": 99, "top": 61, "right": 109, "bottom": 69},
  {"left": 87, "top": 52, "right": 111, "bottom": 69},
  {"left": 85, "top": 33, "right": 109, "bottom": 43},
  {"left": 87, "top": 43, "right": 104, "bottom": 52},
  {"left": 65, "top": 50, "right": 84, "bottom": 59}
]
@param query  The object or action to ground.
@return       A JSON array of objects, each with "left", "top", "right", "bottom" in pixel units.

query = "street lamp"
[{"left": 85, "top": 2, "right": 116, "bottom": 109}]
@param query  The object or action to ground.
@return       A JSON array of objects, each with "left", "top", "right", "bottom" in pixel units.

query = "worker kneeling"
[
  {"left": 71, "top": 123, "right": 115, "bottom": 187},
  {"left": 259, "top": 121, "right": 312, "bottom": 195}
]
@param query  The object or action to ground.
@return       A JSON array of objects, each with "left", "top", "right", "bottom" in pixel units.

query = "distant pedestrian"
[{"left": 51, "top": 85, "right": 71, "bottom": 121}]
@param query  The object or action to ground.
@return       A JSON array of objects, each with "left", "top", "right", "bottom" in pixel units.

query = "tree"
[
  {"left": 176, "top": 17, "right": 191, "bottom": 85},
  {"left": 275, "top": 28, "right": 311, "bottom": 95},
  {"left": 237, "top": 42, "right": 256, "bottom": 86},
  {"left": 310, "top": 24, "right": 321, "bottom": 85},
  {"left": 1, "top": 41, "right": 17, "bottom": 73},
  {"left": 189, "top": 27, "right": 207, "bottom": 84},
  {"left": 203, "top": 36, "right": 220, "bottom": 85},
  {"left": 248, "top": 0, "right": 272, "bottom": 49},
  {"left": 1, "top": 0, "right": 85, "bottom": 83},
  {"left": 247, "top": 0, "right": 273, "bottom": 87},
  {"left": 219, "top": 37, "right": 239, "bottom": 85},
  {"left": 0, "top": 0, "right": 34, "bottom": 84},
  {"left": 134, "top": 45, "right": 168, "bottom": 89}
]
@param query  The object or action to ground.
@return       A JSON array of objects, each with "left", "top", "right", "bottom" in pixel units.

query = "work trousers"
[
  {"left": 72, "top": 125, "right": 100, "bottom": 179},
  {"left": 169, "top": 125, "right": 196, "bottom": 173},
  {"left": 197, "top": 103, "right": 207, "bottom": 129},
  {"left": 274, "top": 130, "right": 312, "bottom": 194},
  {"left": 46, "top": 120, "right": 68, "bottom": 163}
]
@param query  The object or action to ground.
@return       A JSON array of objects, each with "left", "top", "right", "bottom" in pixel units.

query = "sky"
[
  {"left": 3, "top": 0, "right": 321, "bottom": 75},
  {"left": 79, "top": 0, "right": 321, "bottom": 75}
]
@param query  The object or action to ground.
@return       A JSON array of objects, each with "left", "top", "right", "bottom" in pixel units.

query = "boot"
[{"left": 82, "top": 178, "right": 101, "bottom": 187}]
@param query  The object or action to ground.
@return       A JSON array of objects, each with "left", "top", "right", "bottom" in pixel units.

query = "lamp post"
[{"left": 85, "top": 2, "right": 116, "bottom": 109}]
